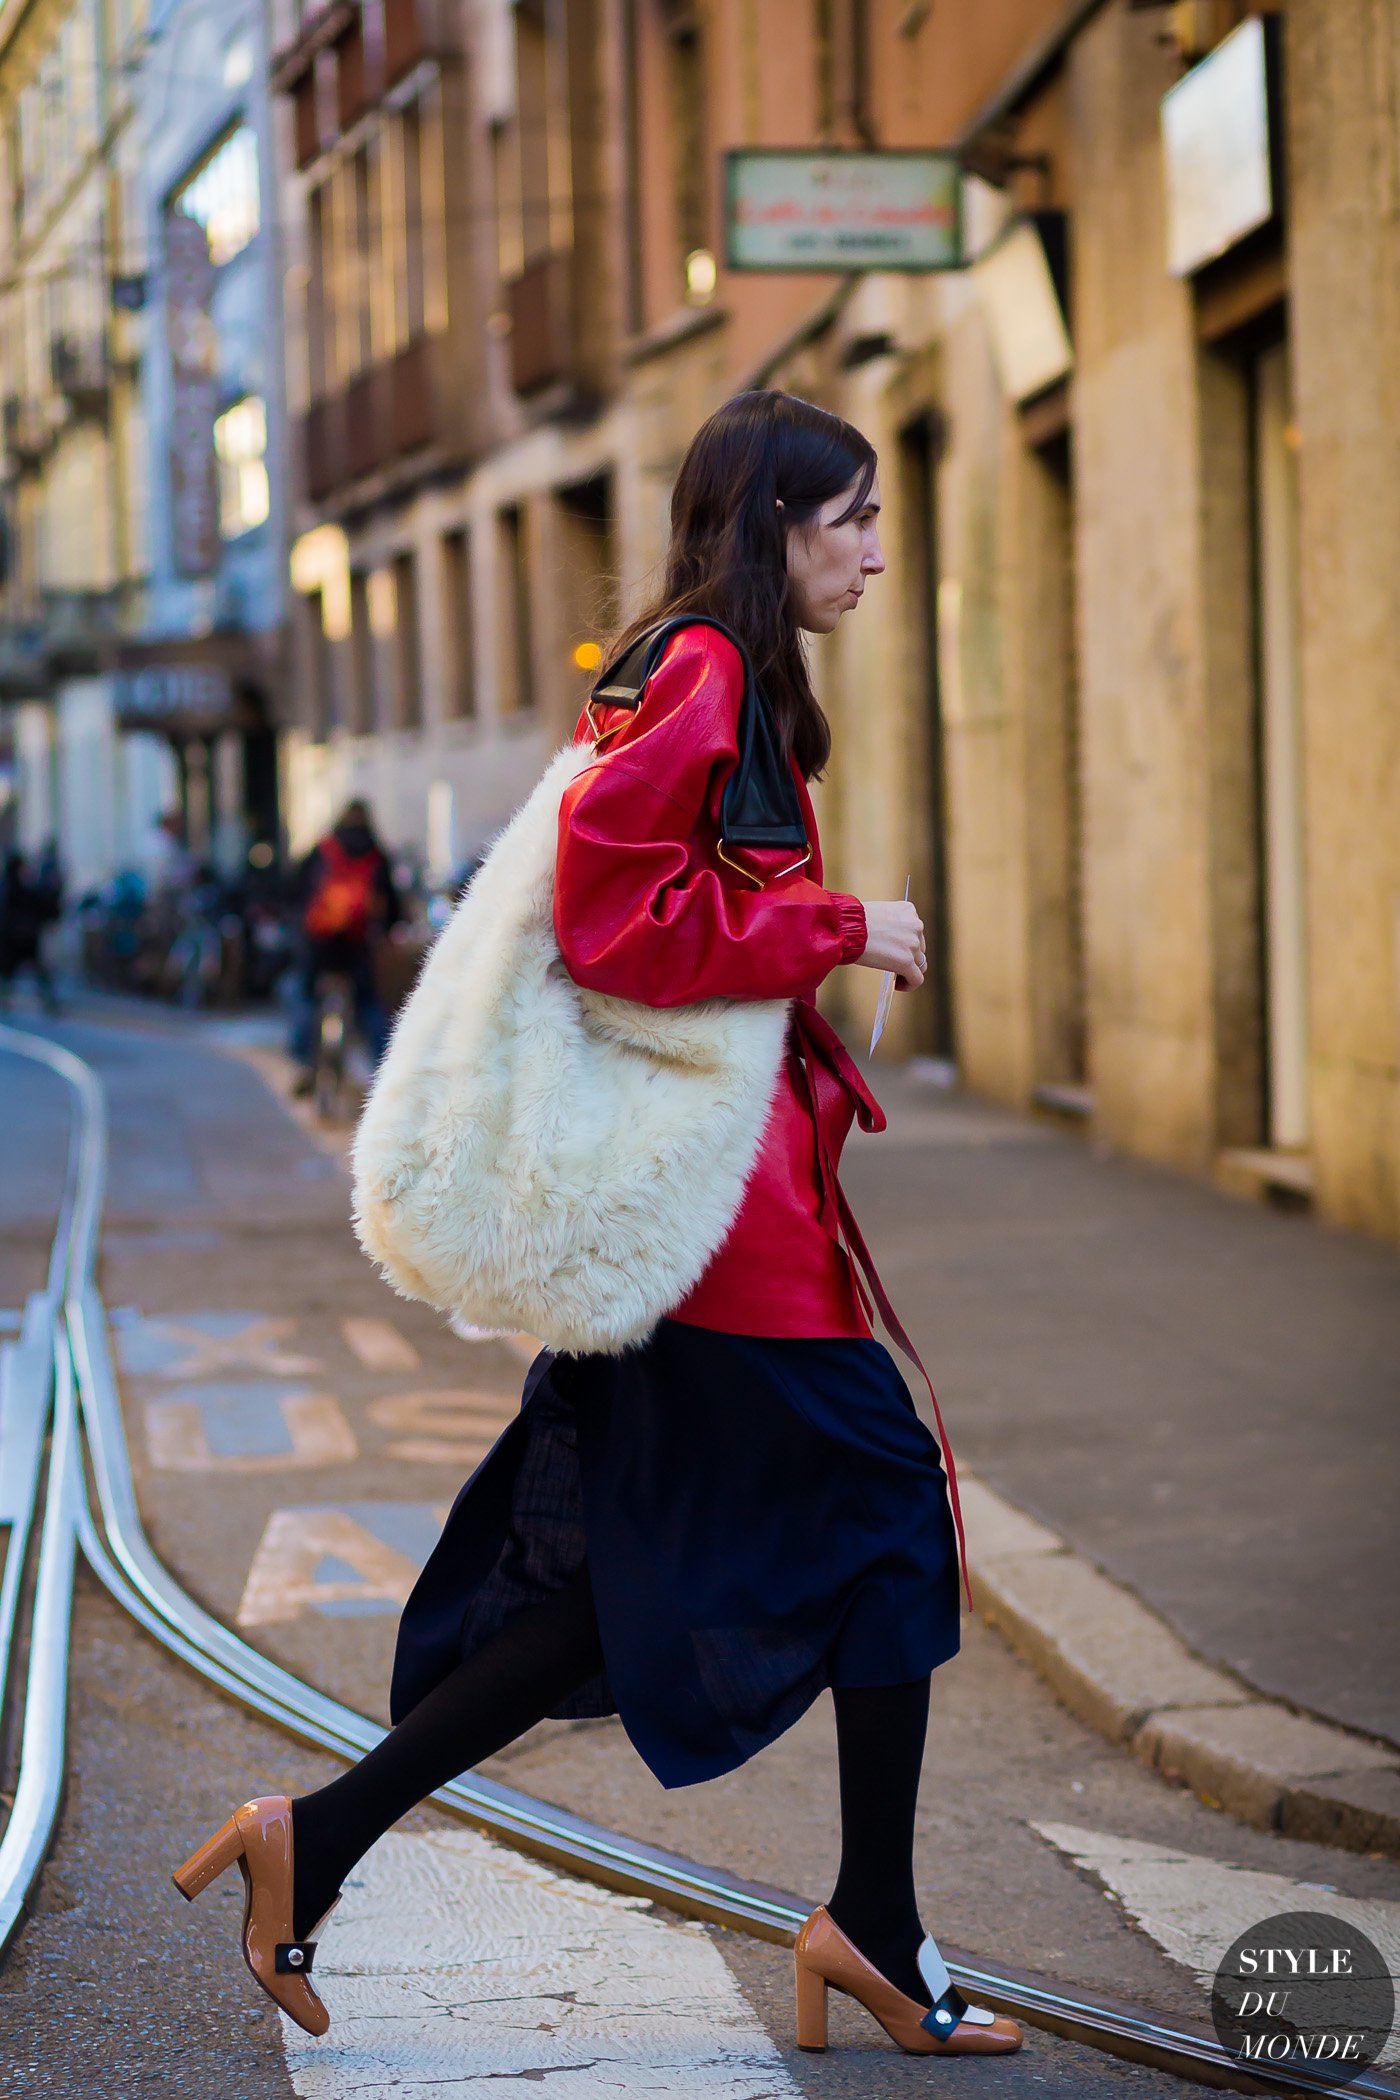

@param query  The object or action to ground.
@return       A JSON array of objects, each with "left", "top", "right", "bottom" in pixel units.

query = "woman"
[{"left": 173, "top": 391, "right": 1023, "bottom": 2062}]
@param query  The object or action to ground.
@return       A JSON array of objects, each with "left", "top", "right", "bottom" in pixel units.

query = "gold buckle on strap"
[
  {"left": 584, "top": 695, "right": 629, "bottom": 751},
  {"left": 716, "top": 839, "right": 813, "bottom": 890}
]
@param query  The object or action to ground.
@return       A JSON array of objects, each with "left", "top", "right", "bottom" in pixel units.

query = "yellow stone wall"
[{"left": 1286, "top": 0, "right": 1400, "bottom": 1238}]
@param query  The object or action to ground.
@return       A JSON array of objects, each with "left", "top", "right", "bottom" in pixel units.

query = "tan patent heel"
[
  {"left": 173, "top": 1795, "right": 332, "bottom": 2038},
  {"left": 172, "top": 1814, "right": 245, "bottom": 1899},
  {"left": 792, "top": 1905, "right": 1023, "bottom": 2056},
  {"left": 794, "top": 1953, "right": 829, "bottom": 2049}
]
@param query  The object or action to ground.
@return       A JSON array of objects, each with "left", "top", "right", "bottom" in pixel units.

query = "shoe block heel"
[
  {"left": 794, "top": 1958, "right": 829, "bottom": 2051},
  {"left": 172, "top": 1816, "right": 246, "bottom": 1901}
]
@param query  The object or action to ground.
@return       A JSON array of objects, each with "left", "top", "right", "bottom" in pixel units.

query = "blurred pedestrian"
[
  {"left": 173, "top": 393, "right": 1021, "bottom": 2061},
  {"left": 0, "top": 847, "right": 61, "bottom": 1012},
  {"left": 290, "top": 797, "right": 400, "bottom": 1093},
  {"left": 35, "top": 837, "right": 63, "bottom": 914},
  {"left": 143, "top": 808, "right": 195, "bottom": 900}
]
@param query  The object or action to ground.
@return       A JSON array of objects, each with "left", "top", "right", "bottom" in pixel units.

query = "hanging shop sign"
[
  {"left": 165, "top": 207, "right": 222, "bottom": 577},
  {"left": 971, "top": 212, "right": 1072, "bottom": 404},
  {"left": 115, "top": 663, "right": 238, "bottom": 734},
  {"left": 112, "top": 629, "right": 274, "bottom": 735},
  {"left": 724, "top": 150, "right": 962, "bottom": 273},
  {"left": 1161, "top": 17, "right": 1277, "bottom": 277}
]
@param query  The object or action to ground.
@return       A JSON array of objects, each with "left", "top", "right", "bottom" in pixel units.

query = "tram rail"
[{"left": 0, "top": 1016, "right": 1389, "bottom": 2100}]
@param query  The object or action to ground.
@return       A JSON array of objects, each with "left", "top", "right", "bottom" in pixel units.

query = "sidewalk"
[{"left": 843, "top": 1062, "right": 1400, "bottom": 1853}]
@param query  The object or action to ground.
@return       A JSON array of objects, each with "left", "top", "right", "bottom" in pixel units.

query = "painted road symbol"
[
  {"left": 341, "top": 1317, "right": 422, "bottom": 1372},
  {"left": 366, "top": 1389, "right": 516, "bottom": 1466},
  {"left": 1032, "top": 1820, "right": 1400, "bottom": 2068},
  {"left": 237, "top": 1502, "right": 448, "bottom": 1626},
  {"left": 143, "top": 1381, "right": 358, "bottom": 1473},
  {"left": 114, "top": 1310, "right": 321, "bottom": 1380}
]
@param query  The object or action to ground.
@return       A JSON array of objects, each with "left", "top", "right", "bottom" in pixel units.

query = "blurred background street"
[{"left": 1, "top": 0, "right": 1398, "bottom": 2093}]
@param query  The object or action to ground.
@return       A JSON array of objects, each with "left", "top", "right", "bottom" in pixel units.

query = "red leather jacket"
[
  {"left": 554, "top": 621, "right": 873, "bottom": 1338},
  {"left": 554, "top": 622, "right": 973, "bottom": 1609}
]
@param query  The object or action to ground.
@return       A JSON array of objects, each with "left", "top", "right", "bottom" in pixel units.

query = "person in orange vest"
[{"left": 290, "top": 799, "right": 401, "bottom": 1093}]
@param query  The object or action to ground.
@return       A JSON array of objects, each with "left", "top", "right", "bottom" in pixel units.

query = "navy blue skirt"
[{"left": 390, "top": 1319, "right": 962, "bottom": 1788}]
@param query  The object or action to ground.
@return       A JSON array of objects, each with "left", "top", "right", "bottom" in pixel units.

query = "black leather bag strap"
[{"left": 588, "top": 615, "right": 810, "bottom": 868}]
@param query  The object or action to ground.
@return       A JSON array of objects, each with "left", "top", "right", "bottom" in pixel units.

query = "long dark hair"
[{"left": 605, "top": 390, "right": 876, "bottom": 781}]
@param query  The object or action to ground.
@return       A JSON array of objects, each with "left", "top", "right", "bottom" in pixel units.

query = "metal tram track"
[{"left": 0, "top": 1019, "right": 1388, "bottom": 2100}]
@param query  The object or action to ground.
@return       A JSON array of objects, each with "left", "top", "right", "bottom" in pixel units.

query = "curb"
[{"left": 962, "top": 1474, "right": 1400, "bottom": 1860}]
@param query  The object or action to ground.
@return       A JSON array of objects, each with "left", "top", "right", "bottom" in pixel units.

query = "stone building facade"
[
  {"left": 269, "top": 0, "right": 1399, "bottom": 1243},
  {"left": 0, "top": 0, "right": 289, "bottom": 888},
  {"left": 0, "top": 0, "right": 150, "bottom": 889}
]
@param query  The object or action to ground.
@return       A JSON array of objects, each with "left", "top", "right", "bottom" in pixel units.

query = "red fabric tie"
[{"left": 790, "top": 999, "right": 972, "bottom": 1615}]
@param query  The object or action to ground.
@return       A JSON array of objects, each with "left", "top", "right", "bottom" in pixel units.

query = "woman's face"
[{"left": 783, "top": 476, "right": 885, "bottom": 633}]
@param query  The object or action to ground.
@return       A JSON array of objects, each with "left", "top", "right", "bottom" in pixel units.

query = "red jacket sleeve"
[{"left": 554, "top": 626, "right": 867, "bottom": 1007}]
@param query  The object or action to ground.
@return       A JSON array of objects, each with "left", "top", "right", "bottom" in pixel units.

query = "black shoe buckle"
[{"left": 920, "top": 1981, "right": 969, "bottom": 2038}]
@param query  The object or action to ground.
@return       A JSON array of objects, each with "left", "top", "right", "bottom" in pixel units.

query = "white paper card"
[{"left": 868, "top": 875, "right": 911, "bottom": 1056}]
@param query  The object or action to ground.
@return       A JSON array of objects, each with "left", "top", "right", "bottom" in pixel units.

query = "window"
[
  {"left": 301, "top": 588, "right": 331, "bottom": 740},
  {"left": 498, "top": 504, "right": 534, "bottom": 713},
  {"left": 392, "top": 550, "right": 421, "bottom": 729},
  {"left": 497, "top": 0, "right": 570, "bottom": 282},
  {"left": 348, "top": 570, "right": 373, "bottom": 733},
  {"left": 222, "top": 35, "right": 255, "bottom": 92},
  {"left": 516, "top": 1, "right": 551, "bottom": 270},
  {"left": 362, "top": 554, "right": 423, "bottom": 731},
  {"left": 366, "top": 565, "right": 395, "bottom": 728},
  {"left": 813, "top": 0, "right": 835, "bottom": 139},
  {"left": 306, "top": 185, "right": 329, "bottom": 399},
  {"left": 173, "top": 125, "right": 261, "bottom": 268},
  {"left": 327, "top": 162, "right": 354, "bottom": 387},
  {"left": 213, "top": 396, "right": 269, "bottom": 537},
  {"left": 366, "top": 130, "right": 397, "bottom": 359},
  {"left": 441, "top": 528, "right": 475, "bottom": 719},
  {"left": 70, "top": 4, "right": 100, "bottom": 158},
  {"left": 347, "top": 145, "right": 373, "bottom": 375},
  {"left": 397, "top": 104, "right": 426, "bottom": 341},
  {"left": 664, "top": 3, "right": 707, "bottom": 298},
  {"left": 557, "top": 475, "right": 617, "bottom": 675},
  {"left": 492, "top": 109, "right": 524, "bottom": 283}
]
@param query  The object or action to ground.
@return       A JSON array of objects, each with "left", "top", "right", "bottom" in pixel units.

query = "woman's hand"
[{"left": 856, "top": 899, "right": 926, "bottom": 988}]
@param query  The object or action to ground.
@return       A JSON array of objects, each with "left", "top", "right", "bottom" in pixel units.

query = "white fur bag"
[{"left": 350, "top": 740, "right": 791, "bottom": 1356}]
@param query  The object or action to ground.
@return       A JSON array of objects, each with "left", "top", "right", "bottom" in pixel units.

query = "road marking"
[
  {"left": 114, "top": 1311, "right": 321, "bottom": 1380},
  {"left": 144, "top": 1383, "right": 358, "bottom": 1472},
  {"left": 237, "top": 1503, "right": 445, "bottom": 1626},
  {"left": 367, "top": 1388, "right": 515, "bottom": 1466},
  {"left": 377, "top": 1435, "right": 501, "bottom": 1466},
  {"left": 341, "top": 1317, "right": 421, "bottom": 1372},
  {"left": 280, "top": 1825, "right": 799, "bottom": 2098},
  {"left": 1033, "top": 1821, "right": 1400, "bottom": 2065}
]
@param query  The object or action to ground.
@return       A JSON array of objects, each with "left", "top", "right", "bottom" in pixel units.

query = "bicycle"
[{"left": 308, "top": 969, "right": 355, "bottom": 1119}]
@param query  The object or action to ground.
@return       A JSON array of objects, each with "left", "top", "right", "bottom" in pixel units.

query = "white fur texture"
[{"left": 351, "top": 742, "right": 791, "bottom": 1355}]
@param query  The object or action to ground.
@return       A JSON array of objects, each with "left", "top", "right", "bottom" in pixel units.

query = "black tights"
[
  {"left": 291, "top": 1561, "right": 604, "bottom": 1938},
  {"left": 290, "top": 1560, "right": 935, "bottom": 2005}
]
